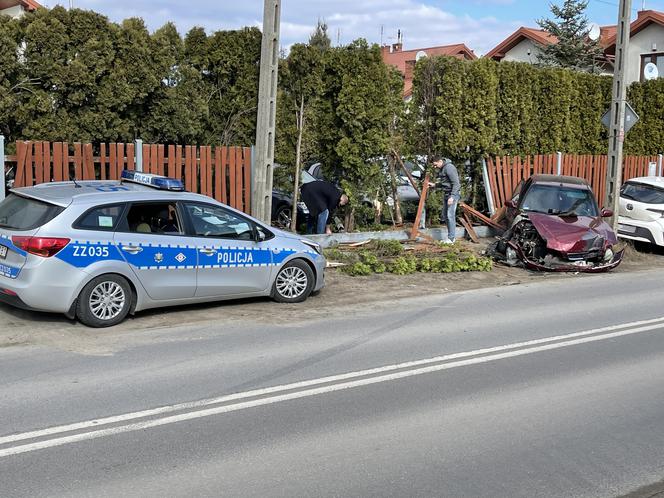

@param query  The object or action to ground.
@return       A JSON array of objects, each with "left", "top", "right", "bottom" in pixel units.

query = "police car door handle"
[
  {"left": 199, "top": 248, "right": 217, "bottom": 255},
  {"left": 122, "top": 245, "right": 143, "bottom": 254}
]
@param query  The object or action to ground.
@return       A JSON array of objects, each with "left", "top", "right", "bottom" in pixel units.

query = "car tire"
[
  {"left": 272, "top": 259, "right": 315, "bottom": 304},
  {"left": 76, "top": 274, "right": 132, "bottom": 328},
  {"left": 274, "top": 204, "right": 293, "bottom": 229}
]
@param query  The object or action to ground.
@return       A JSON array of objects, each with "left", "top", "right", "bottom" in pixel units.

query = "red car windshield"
[{"left": 520, "top": 184, "right": 599, "bottom": 217}]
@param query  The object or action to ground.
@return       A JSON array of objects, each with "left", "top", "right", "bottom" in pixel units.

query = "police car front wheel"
[
  {"left": 272, "top": 260, "right": 314, "bottom": 303},
  {"left": 76, "top": 274, "right": 132, "bottom": 328}
]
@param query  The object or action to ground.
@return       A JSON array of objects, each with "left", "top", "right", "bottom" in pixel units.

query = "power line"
[{"left": 590, "top": 0, "right": 664, "bottom": 12}]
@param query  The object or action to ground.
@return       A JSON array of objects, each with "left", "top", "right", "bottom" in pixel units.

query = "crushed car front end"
[{"left": 492, "top": 215, "right": 624, "bottom": 272}]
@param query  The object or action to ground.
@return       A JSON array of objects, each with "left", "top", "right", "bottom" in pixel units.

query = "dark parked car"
[
  {"left": 272, "top": 165, "right": 317, "bottom": 229},
  {"left": 488, "top": 174, "right": 624, "bottom": 272},
  {"left": 271, "top": 190, "right": 310, "bottom": 229}
]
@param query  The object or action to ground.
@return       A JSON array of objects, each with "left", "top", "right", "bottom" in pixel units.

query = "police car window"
[
  {"left": 0, "top": 193, "right": 64, "bottom": 231},
  {"left": 75, "top": 204, "right": 124, "bottom": 231},
  {"left": 124, "top": 202, "right": 182, "bottom": 235},
  {"left": 185, "top": 203, "right": 254, "bottom": 240}
]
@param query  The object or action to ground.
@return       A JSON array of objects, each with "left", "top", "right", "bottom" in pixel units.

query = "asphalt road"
[{"left": 3, "top": 270, "right": 664, "bottom": 497}]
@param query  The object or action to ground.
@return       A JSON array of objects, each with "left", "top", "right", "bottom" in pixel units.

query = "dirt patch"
[{"left": 1, "top": 239, "right": 663, "bottom": 353}]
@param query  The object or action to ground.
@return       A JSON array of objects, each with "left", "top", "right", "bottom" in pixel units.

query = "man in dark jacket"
[
  {"left": 432, "top": 156, "right": 461, "bottom": 243},
  {"left": 300, "top": 180, "right": 349, "bottom": 234}
]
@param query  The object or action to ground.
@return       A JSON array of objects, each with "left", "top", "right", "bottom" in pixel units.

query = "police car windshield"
[{"left": 0, "top": 194, "right": 64, "bottom": 230}]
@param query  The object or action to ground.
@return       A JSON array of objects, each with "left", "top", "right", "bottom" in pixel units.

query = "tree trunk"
[
  {"left": 387, "top": 153, "right": 403, "bottom": 225},
  {"left": 290, "top": 97, "right": 305, "bottom": 232}
]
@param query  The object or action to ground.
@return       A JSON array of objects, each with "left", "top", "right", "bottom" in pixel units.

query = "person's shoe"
[{"left": 442, "top": 238, "right": 455, "bottom": 245}]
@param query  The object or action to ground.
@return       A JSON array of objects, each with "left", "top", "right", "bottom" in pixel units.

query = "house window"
[{"left": 640, "top": 52, "right": 664, "bottom": 81}]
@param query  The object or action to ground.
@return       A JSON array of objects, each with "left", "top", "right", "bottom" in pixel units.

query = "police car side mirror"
[
  {"left": 254, "top": 228, "right": 267, "bottom": 243},
  {"left": 601, "top": 208, "right": 613, "bottom": 218}
]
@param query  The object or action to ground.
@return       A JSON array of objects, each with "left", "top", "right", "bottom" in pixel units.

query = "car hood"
[{"left": 527, "top": 213, "right": 618, "bottom": 253}]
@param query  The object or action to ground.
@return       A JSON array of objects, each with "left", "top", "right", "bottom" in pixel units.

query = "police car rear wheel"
[
  {"left": 273, "top": 260, "right": 314, "bottom": 303},
  {"left": 77, "top": 275, "right": 132, "bottom": 328}
]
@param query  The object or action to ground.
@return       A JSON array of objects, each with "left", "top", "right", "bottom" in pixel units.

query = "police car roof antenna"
[{"left": 70, "top": 174, "right": 82, "bottom": 188}]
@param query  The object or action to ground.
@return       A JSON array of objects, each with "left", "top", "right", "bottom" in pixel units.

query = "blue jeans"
[
  {"left": 442, "top": 195, "right": 458, "bottom": 241},
  {"left": 317, "top": 209, "right": 329, "bottom": 234},
  {"left": 307, "top": 209, "right": 329, "bottom": 234}
]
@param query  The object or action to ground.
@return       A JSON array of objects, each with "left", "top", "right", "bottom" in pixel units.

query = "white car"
[{"left": 618, "top": 176, "right": 664, "bottom": 246}]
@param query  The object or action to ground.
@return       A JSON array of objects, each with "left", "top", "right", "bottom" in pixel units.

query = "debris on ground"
[{"left": 324, "top": 239, "right": 493, "bottom": 277}]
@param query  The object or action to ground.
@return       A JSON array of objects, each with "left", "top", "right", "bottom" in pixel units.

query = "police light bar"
[{"left": 121, "top": 170, "right": 185, "bottom": 191}]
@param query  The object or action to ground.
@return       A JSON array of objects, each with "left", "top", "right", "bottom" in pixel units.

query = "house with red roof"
[
  {"left": 486, "top": 10, "right": 664, "bottom": 84},
  {"left": 0, "top": 0, "right": 41, "bottom": 18},
  {"left": 381, "top": 37, "right": 477, "bottom": 98}
]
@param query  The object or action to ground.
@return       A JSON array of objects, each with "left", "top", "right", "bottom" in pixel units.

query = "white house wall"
[
  {"left": 503, "top": 39, "right": 543, "bottom": 63},
  {"left": 0, "top": 5, "right": 25, "bottom": 18},
  {"left": 626, "top": 23, "right": 664, "bottom": 84}
]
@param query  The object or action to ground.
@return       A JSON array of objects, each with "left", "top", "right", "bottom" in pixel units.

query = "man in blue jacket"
[{"left": 432, "top": 156, "right": 461, "bottom": 243}]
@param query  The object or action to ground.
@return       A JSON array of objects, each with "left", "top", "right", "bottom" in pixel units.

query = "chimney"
[
  {"left": 405, "top": 59, "right": 416, "bottom": 81},
  {"left": 381, "top": 45, "right": 390, "bottom": 57}
]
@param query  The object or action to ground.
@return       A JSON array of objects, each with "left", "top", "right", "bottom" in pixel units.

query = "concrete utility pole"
[
  {"left": 604, "top": 0, "right": 632, "bottom": 231},
  {"left": 252, "top": 0, "right": 281, "bottom": 223}
]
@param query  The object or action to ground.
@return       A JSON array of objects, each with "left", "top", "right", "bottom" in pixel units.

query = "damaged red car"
[{"left": 488, "top": 174, "right": 624, "bottom": 272}]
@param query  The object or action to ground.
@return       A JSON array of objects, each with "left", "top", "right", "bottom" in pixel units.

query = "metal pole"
[
  {"left": 604, "top": 0, "right": 632, "bottom": 230},
  {"left": 0, "top": 135, "right": 5, "bottom": 202},
  {"left": 556, "top": 151, "right": 562, "bottom": 175},
  {"left": 252, "top": 0, "right": 281, "bottom": 223},
  {"left": 135, "top": 139, "right": 143, "bottom": 173},
  {"left": 658, "top": 154, "right": 663, "bottom": 176},
  {"left": 481, "top": 158, "right": 495, "bottom": 215}
]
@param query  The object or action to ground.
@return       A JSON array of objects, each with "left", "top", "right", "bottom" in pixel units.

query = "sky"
[{"left": 45, "top": 0, "right": 664, "bottom": 55}]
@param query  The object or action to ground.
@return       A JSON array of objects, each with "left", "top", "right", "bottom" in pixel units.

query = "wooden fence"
[
  {"left": 485, "top": 154, "right": 662, "bottom": 213},
  {"left": 5, "top": 141, "right": 251, "bottom": 214}
]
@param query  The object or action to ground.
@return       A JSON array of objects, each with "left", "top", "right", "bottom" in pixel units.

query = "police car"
[{"left": 0, "top": 171, "right": 325, "bottom": 327}]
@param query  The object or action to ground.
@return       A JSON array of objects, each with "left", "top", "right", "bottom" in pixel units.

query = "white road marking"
[{"left": 2, "top": 316, "right": 664, "bottom": 458}]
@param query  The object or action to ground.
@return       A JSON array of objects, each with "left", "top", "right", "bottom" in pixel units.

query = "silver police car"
[{"left": 0, "top": 171, "right": 325, "bottom": 327}]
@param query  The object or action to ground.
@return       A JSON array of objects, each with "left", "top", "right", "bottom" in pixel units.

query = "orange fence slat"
[
  {"left": 185, "top": 145, "right": 194, "bottom": 192},
  {"left": 100, "top": 143, "right": 107, "bottom": 180},
  {"left": 126, "top": 143, "right": 135, "bottom": 171},
  {"left": 53, "top": 142, "right": 63, "bottom": 182},
  {"left": 167, "top": 145, "right": 176, "bottom": 179},
  {"left": 83, "top": 143, "right": 95, "bottom": 180},
  {"left": 243, "top": 147, "right": 251, "bottom": 213},
  {"left": 157, "top": 144, "right": 165, "bottom": 177},
  {"left": 234, "top": 147, "right": 243, "bottom": 211},
  {"left": 229, "top": 146, "right": 237, "bottom": 208},
  {"left": 221, "top": 146, "right": 228, "bottom": 204}
]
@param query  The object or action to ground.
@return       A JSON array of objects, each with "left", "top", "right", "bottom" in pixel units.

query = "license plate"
[
  {"left": 618, "top": 223, "right": 636, "bottom": 234},
  {"left": 0, "top": 245, "right": 6, "bottom": 259}
]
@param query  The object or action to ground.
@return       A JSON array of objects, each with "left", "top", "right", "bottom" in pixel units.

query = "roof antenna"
[{"left": 70, "top": 174, "right": 82, "bottom": 188}]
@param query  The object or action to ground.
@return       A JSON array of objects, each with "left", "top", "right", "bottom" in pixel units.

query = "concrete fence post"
[
  {"left": 135, "top": 139, "right": 143, "bottom": 172},
  {"left": 556, "top": 151, "right": 563, "bottom": 176},
  {"left": 481, "top": 158, "right": 495, "bottom": 215},
  {"left": 658, "top": 154, "right": 663, "bottom": 176},
  {"left": 649, "top": 161, "right": 657, "bottom": 176},
  {"left": 0, "top": 135, "right": 5, "bottom": 202}
]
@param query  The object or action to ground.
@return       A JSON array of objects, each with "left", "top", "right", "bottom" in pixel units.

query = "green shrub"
[
  {"left": 366, "top": 239, "right": 403, "bottom": 257},
  {"left": 359, "top": 251, "right": 387, "bottom": 273},
  {"left": 389, "top": 256, "right": 418, "bottom": 275},
  {"left": 341, "top": 262, "right": 373, "bottom": 276}
]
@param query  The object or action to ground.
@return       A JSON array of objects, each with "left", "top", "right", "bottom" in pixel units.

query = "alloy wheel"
[
  {"left": 275, "top": 266, "right": 308, "bottom": 299},
  {"left": 89, "top": 281, "right": 126, "bottom": 320}
]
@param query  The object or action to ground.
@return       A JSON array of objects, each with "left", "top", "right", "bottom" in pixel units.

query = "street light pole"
[
  {"left": 604, "top": 0, "right": 632, "bottom": 231},
  {"left": 252, "top": 0, "right": 281, "bottom": 223}
]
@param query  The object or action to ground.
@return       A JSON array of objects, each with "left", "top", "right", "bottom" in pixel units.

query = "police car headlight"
[
  {"left": 604, "top": 247, "right": 614, "bottom": 262},
  {"left": 301, "top": 240, "right": 322, "bottom": 255}
]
